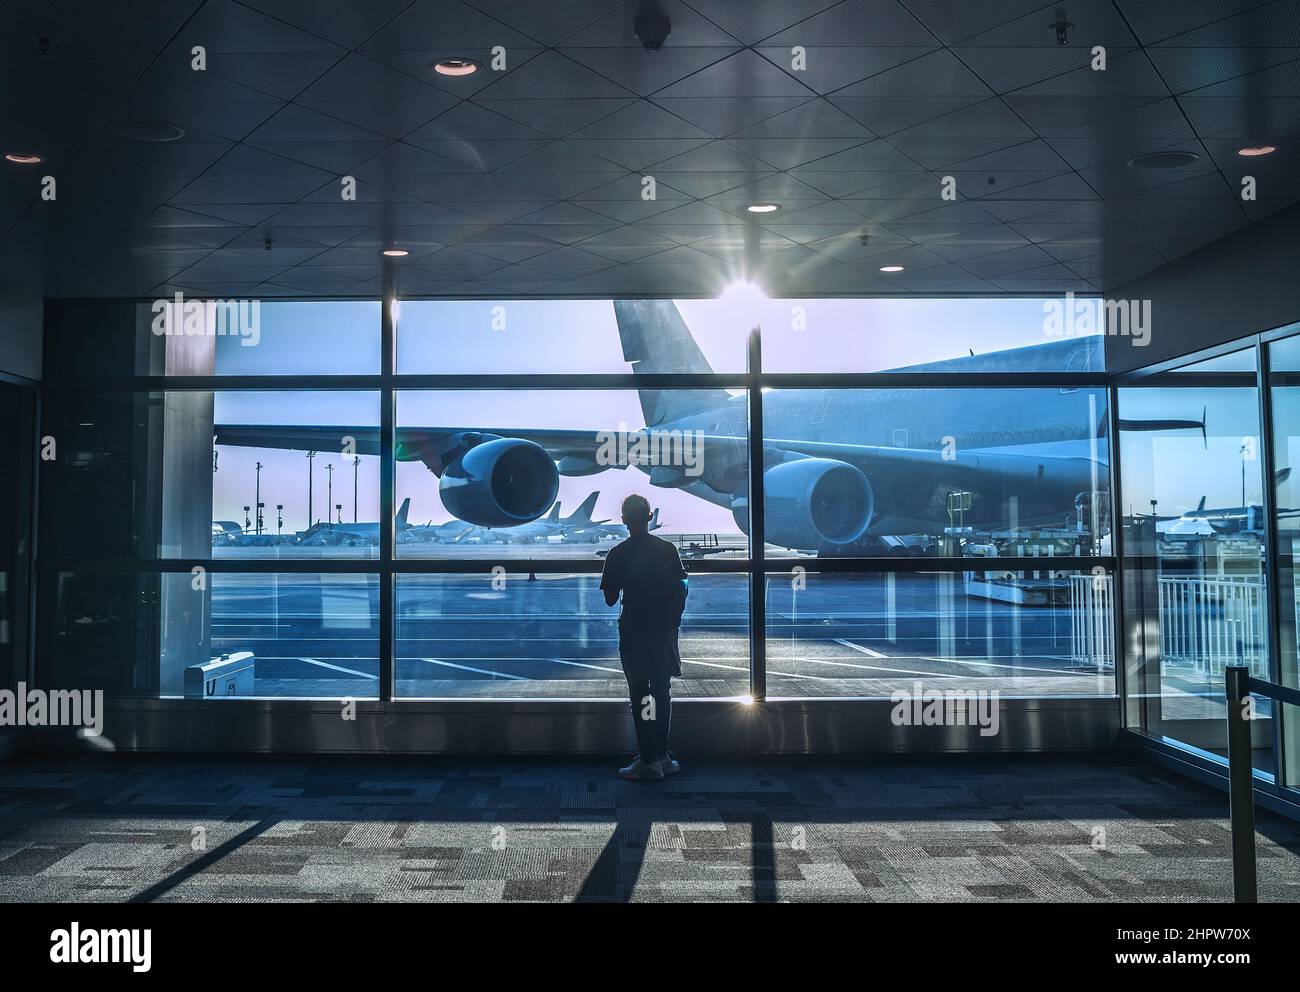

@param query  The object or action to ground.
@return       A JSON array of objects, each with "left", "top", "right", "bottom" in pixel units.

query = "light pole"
[
  {"left": 276, "top": 504, "right": 283, "bottom": 537},
  {"left": 306, "top": 450, "right": 316, "bottom": 528},
  {"left": 1240, "top": 441, "right": 1248, "bottom": 507},
  {"left": 353, "top": 455, "right": 359, "bottom": 523},
  {"left": 255, "top": 461, "right": 263, "bottom": 535},
  {"left": 326, "top": 463, "right": 334, "bottom": 528}
]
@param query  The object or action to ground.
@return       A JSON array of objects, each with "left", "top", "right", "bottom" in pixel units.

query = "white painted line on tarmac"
[
  {"left": 414, "top": 658, "right": 528, "bottom": 680},
  {"left": 800, "top": 654, "right": 961, "bottom": 678},
  {"left": 299, "top": 658, "right": 378, "bottom": 679},
  {"left": 834, "top": 638, "right": 887, "bottom": 658}
]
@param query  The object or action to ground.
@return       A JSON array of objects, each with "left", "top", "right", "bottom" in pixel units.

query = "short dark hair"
[{"left": 622, "top": 494, "right": 652, "bottom": 523}]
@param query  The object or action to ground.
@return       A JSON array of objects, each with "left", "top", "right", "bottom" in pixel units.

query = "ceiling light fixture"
[
  {"left": 1238, "top": 145, "right": 1277, "bottom": 157},
  {"left": 108, "top": 120, "right": 186, "bottom": 142},
  {"left": 382, "top": 249, "right": 409, "bottom": 257},
  {"left": 5, "top": 153, "right": 41, "bottom": 164},
  {"left": 746, "top": 203, "right": 779, "bottom": 213},
  {"left": 1126, "top": 150, "right": 1200, "bottom": 170},
  {"left": 880, "top": 265, "right": 904, "bottom": 273},
  {"left": 432, "top": 58, "right": 479, "bottom": 77}
]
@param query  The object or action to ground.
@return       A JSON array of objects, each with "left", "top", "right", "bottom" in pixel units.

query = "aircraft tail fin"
[
  {"left": 396, "top": 497, "right": 411, "bottom": 528},
  {"left": 566, "top": 491, "right": 599, "bottom": 524},
  {"left": 612, "top": 299, "right": 731, "bottom": 427},
  {"left": 649, "top": 507, "right": 661, "bottom": 531},
  {"left": 548, "top": 502, "right": 561, "bottom": 522}
]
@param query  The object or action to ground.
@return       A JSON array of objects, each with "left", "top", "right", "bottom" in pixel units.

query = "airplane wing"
[
  {"left": 215, "top": 423, "right": 1098, "bottom": 499},
  {"left": 213, "top": 425, "right": 608, "bottom": 474},
  {"left": 758, "top": 436, "right": 1099, "bottom": 494}
]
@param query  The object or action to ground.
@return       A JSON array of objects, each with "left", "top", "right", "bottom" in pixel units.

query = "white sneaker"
[
  {"left": 659, "top": 754, "right": 680, "bottom": 775},
  {"left": 617, "top": 756, "right": 664, "bottom": 782}
]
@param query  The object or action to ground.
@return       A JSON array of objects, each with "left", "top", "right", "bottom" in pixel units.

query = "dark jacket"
[{"left": 600, "top": 532, "right": 688, "bottom": 680}]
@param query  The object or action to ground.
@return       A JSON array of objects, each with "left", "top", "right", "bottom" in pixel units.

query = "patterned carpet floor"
[{"left": 1, "top": 751, "right": 1298, "bottom": 902}]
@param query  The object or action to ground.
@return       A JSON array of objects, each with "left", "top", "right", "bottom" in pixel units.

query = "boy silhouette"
[{"left": 600, "top": 494, "right": 688, "bottom": 781}]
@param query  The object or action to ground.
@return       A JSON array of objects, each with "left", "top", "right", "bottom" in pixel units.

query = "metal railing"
[
  {"left": 1068, "top": 573, "right": 1113, "bottom": 670},
  {"left": 1224, "top": 664, "right": 1300, "bottom": 902},
  {"left": 1161, "top": 576, "right": 1267, "bottom": 677}
]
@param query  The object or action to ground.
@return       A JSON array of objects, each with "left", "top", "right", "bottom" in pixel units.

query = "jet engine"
[
  {"left": 439, "top": 437, "right": 559, "bottom": 527},
  {"left": 749, "top": 458, "right": 875, "bottom": 550}
]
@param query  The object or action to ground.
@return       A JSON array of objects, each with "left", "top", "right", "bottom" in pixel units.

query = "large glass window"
[
  {"left": 766, "top": 568, "right": 1114, "bottom": 698},
  {"left": 396, "top": 572, "right": 748, "bottom": 698},
  {"left": 1118, "top": 354, "right": 1272, "bottom": 773},
  {"left": 209, "top": 391, "right": 381, "bottom": 559},
  {"left": 38, "top": 295, "right": 1115, "bottom": 706},
  {"left": 762, "top": 387, "right": 1109, "bottom": 557},
  {"left": 395, "top": 389, "right": 747, "bottom": 560}
]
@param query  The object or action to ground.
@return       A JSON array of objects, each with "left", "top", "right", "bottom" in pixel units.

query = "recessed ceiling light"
[
  {"left": 5, "top": 153, "right": 41, "bottom": 164},
  {"left": 382, "top": 249, "right": 409, "bottom": 257},
  {"left": 1126, "top": 150, "right": 1200, "bottom": 170},
  {"left": 432, "top": 58, "right": 479, "bottom": 77},
  {"left": 108, "top": 120, "right": 186, "bottom": 142},
  {"left": 746, "top": 203, "right": 779, "bottom": 213},
  {"left": 880, "top": 265, "right": 905, "bottom": 273},
  {"left": 1238, "top": 145, "right": 1277, "bottom": 157}
]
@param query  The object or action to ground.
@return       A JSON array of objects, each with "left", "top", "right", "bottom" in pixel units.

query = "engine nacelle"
[
  {"left": 439, "top": 437, "right": 559, "bottom": 527},
  {"left": 752, "top": 458, "right": 874, "bottom": 550}
]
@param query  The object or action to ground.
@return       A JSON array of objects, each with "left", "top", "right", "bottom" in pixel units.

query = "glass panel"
[
  {"left": 1169, "top": 350, "right": 1257, "bottom": 374},
  {"left": 0, "top": 382, "right": 33, "bottom": 698},
  {"left": 396, "top": 572, "right": 748, "bottom": 698},
  {"left": 1118, "top": 363, "right": 1271, "bottom": 773},
  {"left": 1268, "top": 333, "right": 1300, "bottom": 786},
  {"left": 762, "top": 387, "right": 1109, "bottom": 556},
  {"left": 41, "top": 391, "right": 158, "bottom": 560},
  {"left": 157, "top": 300, "right": 381, "bottom": 376},
  {"left": 395, "top": 389, "right": 747, "bottom": 559},
  {"left": 41, "top": 571, "right": 159, "bottom": 697},
  {"left": 208, "top": 391, "right": 381, "bottom": 559},
  {"left": 201, "top": 573, "right": 380, "bottom": 699},
  {"left": 766, "top": 568, "right": 1115, "bottom": 698},
  {"left": 760, "top": 297, "right": 1106, "bottom": 373},
  {"left": 394, "top": 297, "right": 1105, "bottom": 376},
  {"left": 396, "top": 299, "right": 748, "bottom": 374}
]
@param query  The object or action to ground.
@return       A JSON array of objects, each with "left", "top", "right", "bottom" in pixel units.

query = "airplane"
[
  {"left": 409, "top": 491, "right": 606, "bottom": 544},
  {"left": 296, "top": 497, "right": 412, "bottom": 546},
  {"left": 574, "top": 506, "right": 663, "bottom": 544},
  {"left": 1157, "top": 493, "right": 1300, "bottom": 537},
  {"left": 214, "top": 301, "right": 1206, "bottom": 555}
]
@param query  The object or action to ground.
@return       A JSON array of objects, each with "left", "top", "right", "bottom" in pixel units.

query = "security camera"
[{"left": 635, "top": 3, "right": 671, "bottom": 52}]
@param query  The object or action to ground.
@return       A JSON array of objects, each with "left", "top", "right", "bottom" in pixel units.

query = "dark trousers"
[{"left": 626, "top": 672, "right": 671, "bottom": 760}]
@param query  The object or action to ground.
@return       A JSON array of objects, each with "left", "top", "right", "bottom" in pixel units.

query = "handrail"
[{"left": 1223, "top": 665, "right": 1299, "bottom": 902}]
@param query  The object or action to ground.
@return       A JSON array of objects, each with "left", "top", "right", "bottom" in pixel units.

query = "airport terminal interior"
[{"left": 4, "top": 0, "right": 1300, "bottom": 905}]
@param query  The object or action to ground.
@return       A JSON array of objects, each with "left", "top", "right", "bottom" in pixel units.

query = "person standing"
[{"left": 600, "top": 494, "right": 688, "bottom": 781}]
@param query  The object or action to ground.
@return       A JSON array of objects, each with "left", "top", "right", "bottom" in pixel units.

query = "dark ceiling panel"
[{"left": 1, "top": 0, "right": 1297, "bottom": 298}]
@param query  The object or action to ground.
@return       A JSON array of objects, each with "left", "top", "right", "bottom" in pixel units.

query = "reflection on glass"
[
  {"left": 1119, "top": 366, "right": 1273, "bottom": 774},
  {"left": 766, "top": 570, "right": 1115, "bottom": 698},
  {"left": 763, "top": 388, "right": 1109, "bottom": 557},
  {"left": 1268, "top": 331, "right": 1300, "bottom": 785},
  {"left": 395, "top": 573, "right": 748, "bottom": 698},
  {"left": 394, "top": 390, "right": 747, "bottom": 559},
  {"left": 202, "top": 573, "right": 379, "bottom": 699}
]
